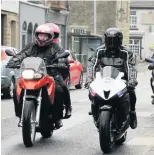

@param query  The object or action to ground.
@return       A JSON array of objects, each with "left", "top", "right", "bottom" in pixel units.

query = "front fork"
[{"left": 18, "top": 89, "right": 42, "bottom": 127}]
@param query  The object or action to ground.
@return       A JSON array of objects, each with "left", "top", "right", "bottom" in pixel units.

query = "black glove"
[
  {"left": 128, "top": 79, "right": 138, "bottom": 88},
  {"left": 148, "top": 64, "right": 154, "bottom": 70},
  {"left": 6, "top": 57, "right": 20, "bottom": 68},
  {"left": 84, "top": 80, "right": 93, "bottom": 89}
]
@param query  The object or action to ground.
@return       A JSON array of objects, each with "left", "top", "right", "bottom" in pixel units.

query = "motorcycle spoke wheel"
[{"left": 22, "top": 100, "right": 36, "bottom": 147}]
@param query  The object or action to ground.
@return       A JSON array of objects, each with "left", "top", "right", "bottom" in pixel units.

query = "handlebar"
[
  {"left": 6, "top": 65, "right": 20, "bottom": 69},
  {"left": 145, "top": 58, "right": 153, "bottom": 63}
]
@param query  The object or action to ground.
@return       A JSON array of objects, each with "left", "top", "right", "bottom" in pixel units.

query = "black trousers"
[
  {"left": 62, "top": 84, "right": 71, "bottom": 108},
  {"left": 150, "top": 77, "right": 154, "bottom": 93},
  {"left": 128, "top": 88, "right": 136, "bottom": 111},
  {"left": 52, "top": 75, "right": 71, "bottom": 121}
]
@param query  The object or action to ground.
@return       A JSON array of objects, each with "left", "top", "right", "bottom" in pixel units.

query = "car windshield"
[{"left": 100, "top": 66, "right": 120, "bottom": 79}]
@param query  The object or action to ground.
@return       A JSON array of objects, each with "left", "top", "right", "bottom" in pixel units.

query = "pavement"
[{"left": 1, "top": 63, "right": 154, "bottom": 155}]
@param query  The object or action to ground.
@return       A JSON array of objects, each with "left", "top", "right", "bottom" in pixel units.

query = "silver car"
[{"left": 1, "top": 46, "right": 19, "bottom": 98}]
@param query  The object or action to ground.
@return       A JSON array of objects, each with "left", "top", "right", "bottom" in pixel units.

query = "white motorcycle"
[{"left": 89, "top": 66, "right": 131, "bottom": 153}]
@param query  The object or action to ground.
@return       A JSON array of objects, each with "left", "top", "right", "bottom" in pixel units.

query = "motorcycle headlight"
[
  {"left": 22, "top": 70, "right": 42, "bottom": 80},
  {"left": 22, "top": 70, "right": 35, "bottom": 79}
]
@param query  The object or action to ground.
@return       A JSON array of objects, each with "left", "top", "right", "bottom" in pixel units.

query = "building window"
[
  {"left": 130, "top": 10, "right": 137, "bottom": 29},
  {"left": 22, "top": 35, "right": 26, "bottom": 49},
  {"left": 49, "top": 0, "right": 67, "bottom": 9},
  {"left": 22, "top": 21, "right": 27, "bottom": 49},
  {"left": 1, "top": 14, "right": 5, "bottom": 45},
  {"left": 129, "top": 39, "right": 140, "bottom": 56},
  {"left": 149, "top": 25, "right": 152, "bottom": 32},
  {"left": 27, "top": 22, "right": 33, "bottom": 44},
  {"left": 33, "top": 23, "right": 38, "bottom": 41},
  {"left": 22, "top": 21, "right": 27, "bottom": 31},
  {"left": 11, "top": 21, "right": 16, "bottom": 47},
  {"left": 60, "top": 25, "right": 65, "bottom": 48},
  {"left": 72, "top": 28, "right": 87, "bottom": 53}
]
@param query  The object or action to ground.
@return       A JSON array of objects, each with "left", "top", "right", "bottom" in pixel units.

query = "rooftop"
[{"left": 130, "top": 0, "right": 154, "bottom": 9}]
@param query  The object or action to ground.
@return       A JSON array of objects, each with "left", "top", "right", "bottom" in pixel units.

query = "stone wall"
[
  {"left": 116, "top": 0, "right": 130, "bottom": 46},
  {"left": 67, "top": 0, "right": 130, "bottom": 45},
  {"left": 1, "top": 10, "right": 19, "bottom": 49}
]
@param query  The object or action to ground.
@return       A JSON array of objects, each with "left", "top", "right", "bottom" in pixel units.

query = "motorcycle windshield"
[
  {"left": 20, "top": 57, "right": 47, "bottom": 75},
  {"left": 100, "top": 66, "right": 120, "bottom": 79}
]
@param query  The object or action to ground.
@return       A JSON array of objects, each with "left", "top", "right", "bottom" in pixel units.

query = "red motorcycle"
[{"left": 6, "top": 50, "right": 69, "bottom": 147}]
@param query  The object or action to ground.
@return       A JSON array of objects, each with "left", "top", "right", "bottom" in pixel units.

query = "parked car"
[
  {"left": 1, "top": 46, "right": 19, "bottom": 98},
  {"left": 65, "top": 50, "right": 83, "bottom": 89}
]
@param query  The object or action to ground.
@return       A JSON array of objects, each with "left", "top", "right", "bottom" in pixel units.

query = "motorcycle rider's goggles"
[{"left": 22, "top": 69, "right": 43, "bottom": 80}]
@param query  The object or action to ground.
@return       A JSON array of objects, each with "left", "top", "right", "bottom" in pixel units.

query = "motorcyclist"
[
  {"left": 6, "top": 23, "right": 72, "bottom": 129},
  {"left": 85, "top": 28, "right": 138, "bottom": 130},
  {"left": 148, "top": 54, "right": 154, "bottom": 93}
]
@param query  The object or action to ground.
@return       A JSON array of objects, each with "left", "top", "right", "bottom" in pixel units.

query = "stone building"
[
  {"left": 129, "top": 0, "right": 154, "bottom": 59},
  {"left": 67, "top": 0, "right": 130, "bottom": 69},
  {"left": 1, "top": 1, "right": 19, "bottom": 49}
]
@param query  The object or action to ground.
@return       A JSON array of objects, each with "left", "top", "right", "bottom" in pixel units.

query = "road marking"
[{"left": 127, "top": 137, "right": 154, "bottom": 146}]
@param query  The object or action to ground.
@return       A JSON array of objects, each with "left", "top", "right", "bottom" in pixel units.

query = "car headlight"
[{"left": 22, "top": 70, "right": 42, "bottom": 80}]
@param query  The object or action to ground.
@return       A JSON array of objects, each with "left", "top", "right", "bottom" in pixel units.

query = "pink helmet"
[
  {"left": 45, "top": 23, "right": 60, "bottom": 43},
  {"left": 35, "top": 24, "right": 54, "bottom": 46}
]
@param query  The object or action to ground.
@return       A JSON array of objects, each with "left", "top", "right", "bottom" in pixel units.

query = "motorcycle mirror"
[
  {"left": 5, "top": 49, "right": 15, "bottom": 56},
  {"left": 148, "top": 64, "right": 154, "bottom": 70},
  {"left": 90, "top": 48, "right": 94, "bottom": 51},
  {"left": 145, "top": 58, "right": 153, "bottom": 63}
]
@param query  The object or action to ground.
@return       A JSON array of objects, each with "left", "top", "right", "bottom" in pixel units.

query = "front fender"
[{"left": 100, "top": 105, "right": 112, "bottom": 111}]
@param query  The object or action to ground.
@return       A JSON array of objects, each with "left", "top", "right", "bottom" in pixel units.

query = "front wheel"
[
  {"left": 22, "top": 100, "right": 36, "bottom": 147},
  {"left": 99, "top": 111, "right": 114, "bottom": 154}
]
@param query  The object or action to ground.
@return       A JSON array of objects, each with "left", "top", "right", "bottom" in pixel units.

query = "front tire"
[
  {"left": 99, "top": 111, "right": 113, "bottom": 154},
  {"left": 22, "top": 100, "right": 36, "bottom": 147}
]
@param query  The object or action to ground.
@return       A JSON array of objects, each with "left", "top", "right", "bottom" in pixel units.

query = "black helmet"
[{"left": 104, "top": 28, "right": 123, "bottom": 50}]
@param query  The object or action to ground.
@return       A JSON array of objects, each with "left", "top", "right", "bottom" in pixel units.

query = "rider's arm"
[
  {"left": 86, "top": 50, "right": 101, "bottom": 82},
  {"left": 52, "top": 43, "right": 69, "bottom": 65},
  {"left": 125, "top": 48, "right": 138, "bottom": 87},
  {"left": 11, "top": 43, "right": 33, "bottom": 63},
  {"left": 53, "top": 43, "right": 65, "bottom": 56}
]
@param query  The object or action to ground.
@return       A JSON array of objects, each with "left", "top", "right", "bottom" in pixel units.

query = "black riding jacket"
[
  {"left": 87, "top": 44, "right": 137, "bottom": 88},
  {"left": 8, "top": 42, "right": 69, "bottom": 79}
]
